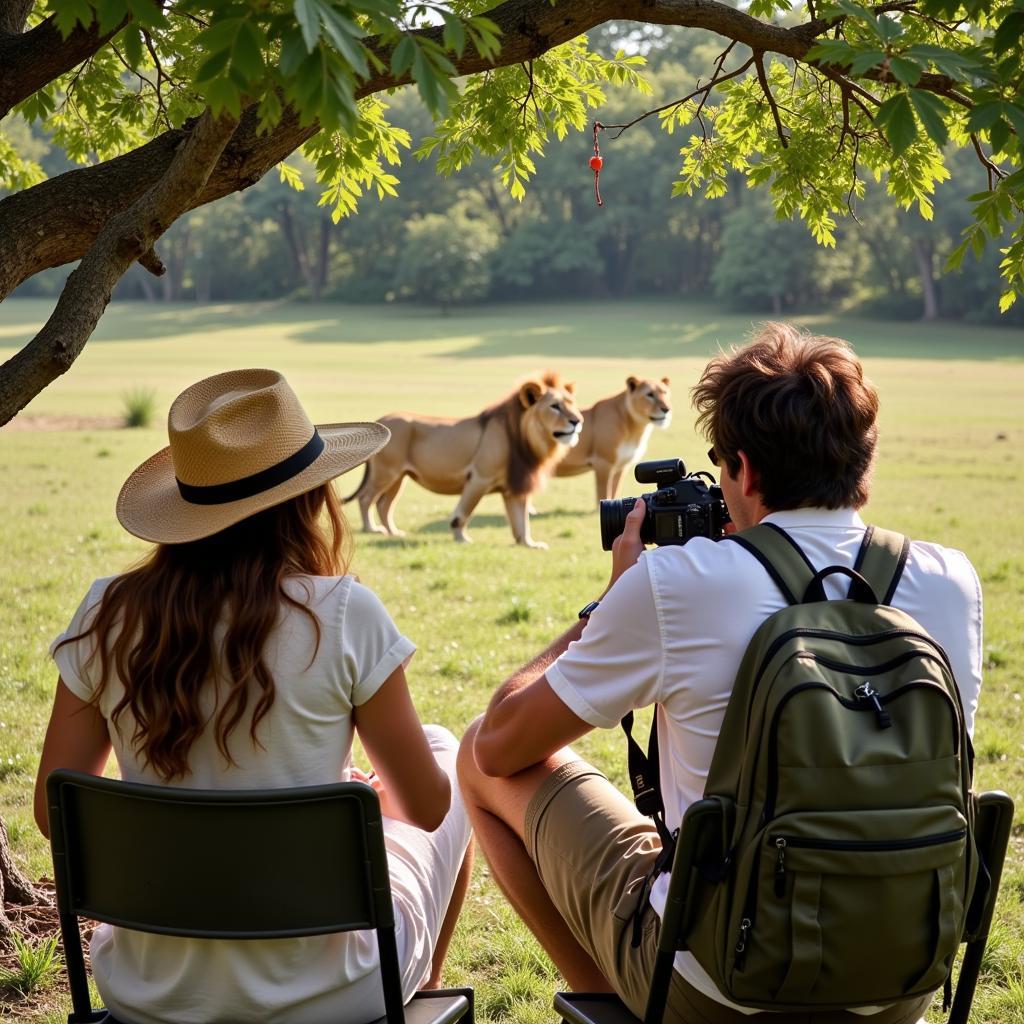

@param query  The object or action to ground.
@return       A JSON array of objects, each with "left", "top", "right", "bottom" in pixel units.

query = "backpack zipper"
[
  {"left": 745, "top": 627, "right": 956, "bottom": 734},
  {"left": 771, "top": 829, "right": 966, "bottom": 896},
  {"left": 761, "top": 676, "right": 961, "bottom": 822}
]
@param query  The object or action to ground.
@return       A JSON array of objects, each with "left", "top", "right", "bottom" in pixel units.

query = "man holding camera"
[{"left": 456, "top": 324, "right": 982, "bottom": 1024}]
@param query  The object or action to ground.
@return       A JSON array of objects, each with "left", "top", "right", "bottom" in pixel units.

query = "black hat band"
[{"left": 175, "top": 430, "right": 325, "bottom": 506}]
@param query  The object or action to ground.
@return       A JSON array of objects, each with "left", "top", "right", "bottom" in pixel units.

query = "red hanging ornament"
[{"left": 591, "top": 122, "right": 605, "bottom": 207}]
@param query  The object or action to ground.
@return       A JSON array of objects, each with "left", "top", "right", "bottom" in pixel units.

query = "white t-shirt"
[
  {"left": 546, "top": 507, "right": 983, "bottom": 1013},
  {"left": 51, "top": 574, "right": 418, "bottom": 1024}
]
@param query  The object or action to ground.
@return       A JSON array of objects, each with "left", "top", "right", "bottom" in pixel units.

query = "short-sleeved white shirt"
[
  {"left": 545, "top": 507, "right": 983, "bottom": 1013},
  {"left": 51, "top": 574, "right": 417, "bottom": 1024}
]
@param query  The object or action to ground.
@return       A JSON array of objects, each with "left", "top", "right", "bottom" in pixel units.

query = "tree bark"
[
  {"left": 0, "top": 12, "right": 127, "bottom": 119},
  {"left": 0, "top": 815, "right": 38, "bottom": 939},
  {"left": 0, "top": 109, "right": 238, "bottom": 424}
]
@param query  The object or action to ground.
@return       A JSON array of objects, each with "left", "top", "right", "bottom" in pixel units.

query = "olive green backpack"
[{"left": 651, "top": 523, "right": 978, "bottom": 1012}]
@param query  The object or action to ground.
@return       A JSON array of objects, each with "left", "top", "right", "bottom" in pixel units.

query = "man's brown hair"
[{"left": 692, "top": 323, "right": 879, "bottom": 510}]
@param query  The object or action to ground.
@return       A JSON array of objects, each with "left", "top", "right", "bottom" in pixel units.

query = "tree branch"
[
  {"left": 754, "top": 51, "right": 789, "bottom": 147},
  {"left": 0, "top": 109, "right": 238, "bottom": 425},
  {"left": 0, "top": 11, "right": 127, "bottom": 119},
  {"left": 0, "top": 0, "right": 983, "bottom": 303}
]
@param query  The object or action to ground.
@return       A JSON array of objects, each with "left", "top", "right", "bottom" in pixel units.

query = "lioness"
[
  {"left": 344, "top": 372, "right": 582, "bottom": 548},
  {"left": 555, "top": 376, "right": 671, "bottom": 503}
]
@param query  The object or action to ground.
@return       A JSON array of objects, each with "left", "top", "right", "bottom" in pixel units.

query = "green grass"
[
  {"left": 0, "top": 935, "right": 62, "bottom": 999},
  {"left": 1, "top": 298, "right": 1023, "bottom": 1022}
]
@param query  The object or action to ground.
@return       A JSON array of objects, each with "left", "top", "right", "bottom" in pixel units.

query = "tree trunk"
[
  {"left": 912, "top": 237, "right": 939, "bottom": 321},
  {"left": 312, "top": 213, "right": 331, "bottom": 301},
  {"left": 0, "top": 815, "right": 39, "bottom": 939}
]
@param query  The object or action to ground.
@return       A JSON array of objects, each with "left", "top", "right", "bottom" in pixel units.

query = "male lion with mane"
[
  {"left": 555, "top": 375, "right": 672, "bottom": 503},
  {"left": 344, "top": 372, "right": 582, "bottom": 548}
]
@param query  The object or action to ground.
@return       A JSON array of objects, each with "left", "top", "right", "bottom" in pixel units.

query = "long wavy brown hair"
[{"left": 56, "top": 484, "right": 350, "bottom": 781}]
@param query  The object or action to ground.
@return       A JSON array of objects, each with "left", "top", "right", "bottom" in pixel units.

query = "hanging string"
[{"left": 590, "top": 121, "right": 605, "bottom": 207}]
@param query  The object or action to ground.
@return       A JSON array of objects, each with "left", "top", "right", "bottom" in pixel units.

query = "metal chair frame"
[{"left": 47, "top": 769, "right": 473, "bottom": 1024}]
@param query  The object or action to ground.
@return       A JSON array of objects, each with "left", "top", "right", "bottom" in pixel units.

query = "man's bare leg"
[{"left": 456, "top": 720, "right": 614, "bottom": 992}]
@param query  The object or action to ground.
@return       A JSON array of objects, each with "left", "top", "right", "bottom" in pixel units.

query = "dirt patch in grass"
[
  {"left": 1, "top": 881, "right": 92, "bottom": 1017},
  {"left": 1, "top": 416, "right": 123, "bottom": 433}
]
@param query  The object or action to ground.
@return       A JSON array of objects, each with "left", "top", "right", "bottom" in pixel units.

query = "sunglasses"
[{"left": 708, "top": 446, "right": 719, "bottom": 467}]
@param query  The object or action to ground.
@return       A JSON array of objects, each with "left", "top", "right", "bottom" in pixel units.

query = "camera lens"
[{"left": 599, "top": 497, "right": 635, "bottom": 551}]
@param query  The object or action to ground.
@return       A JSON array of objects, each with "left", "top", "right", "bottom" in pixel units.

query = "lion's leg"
[
  {"left": 503, "top": 492, "right": 546, "bottom": 550},
  {"left": 593, "top": 461, "right": 615, "bottom": 505},
  {"left": 449, "top": 474, "right": 491, "bottom": 543},
  {"left": 358, "top": 464, "right": 391, "bottom": 534},
  {"left": 609, "top": 464, "right": 629, "bottom": 500},
  {"left": 376, "top": 476, "right": 407, "bottom": 536}
]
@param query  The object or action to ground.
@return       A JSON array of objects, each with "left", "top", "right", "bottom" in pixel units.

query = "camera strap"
[{"left": 621, "top": 708, "right": 678, "bottom": 947}]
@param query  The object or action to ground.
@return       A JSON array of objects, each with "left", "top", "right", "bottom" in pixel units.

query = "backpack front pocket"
[{"left": 728, "top": 806, "right": 967, "bottom": 1007}]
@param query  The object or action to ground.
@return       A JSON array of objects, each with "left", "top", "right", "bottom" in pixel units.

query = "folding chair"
[
  {"left": 46, "top": 769, "right": 473, "bottom": 1024},
  {"left": 554, "top": 791, "right": 1014, "bottom": 1024}
]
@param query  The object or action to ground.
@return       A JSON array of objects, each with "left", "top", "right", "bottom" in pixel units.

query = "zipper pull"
[
  {"left": 856, "top": 682, "right": 892, "bottom": 730},
  {"left": 774, "top": 837, "right": 787, "bottom": 896},
  {"left": 735, "top": 917, "right": 751, "bottom": 970}
]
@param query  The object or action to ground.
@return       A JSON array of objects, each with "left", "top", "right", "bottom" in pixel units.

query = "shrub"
[
  {"left": 0, "top": 934, "right": 62, "bottom": 997},
  {"left": 121, "top": 386, "right": 158, "bottom": 428}
]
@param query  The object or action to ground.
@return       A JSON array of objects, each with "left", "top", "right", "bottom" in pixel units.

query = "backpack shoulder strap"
[
  {"left": 726, "top": 522, "right": 817, "bottom": 606},
  {"left": 852, "top": 525, "right": 911, "bottom": 606}
]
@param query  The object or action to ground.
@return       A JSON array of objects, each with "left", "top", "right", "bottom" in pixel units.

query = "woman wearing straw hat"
[{"left": 33, "top": 369, "right": 473, "bottom": 1024}]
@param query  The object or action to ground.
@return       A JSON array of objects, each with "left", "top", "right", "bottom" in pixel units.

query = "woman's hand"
[{"left": 603, "top": 498, "right": 646, "bottom": 597}]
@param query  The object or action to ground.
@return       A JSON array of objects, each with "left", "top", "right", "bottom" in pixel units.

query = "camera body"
[{"left": 599, "top": 458, "right": 730, "bottom": 551}]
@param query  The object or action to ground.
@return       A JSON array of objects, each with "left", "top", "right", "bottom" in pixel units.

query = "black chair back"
[{"left": 47, "top": 770, "right": 407, "bottom": 1022}]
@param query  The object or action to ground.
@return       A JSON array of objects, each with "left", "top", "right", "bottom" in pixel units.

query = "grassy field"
[{"left": 1, "top": 297, "right": 1023, "bottom": 1022}]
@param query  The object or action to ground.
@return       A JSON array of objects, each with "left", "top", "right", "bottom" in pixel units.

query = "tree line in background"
[{"left": 9, "top": 26, "right": 1021, "bottom": 325}]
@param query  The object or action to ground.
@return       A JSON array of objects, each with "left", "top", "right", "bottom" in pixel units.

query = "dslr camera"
[{"left": 600, "top": 458, "right": 730, "bottom": 551}]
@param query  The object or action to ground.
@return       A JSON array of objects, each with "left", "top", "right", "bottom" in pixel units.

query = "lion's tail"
[{"left": 340, "top": 464, "right": 369, "bottom": 504}]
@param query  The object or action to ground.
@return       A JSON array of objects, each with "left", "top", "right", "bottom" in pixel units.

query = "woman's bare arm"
[
  {"left": 353, "top": 665, "right": 450, "bottom": 831},
  {"left": 34, "top": 679, "right": 111, "bottom": 838}
]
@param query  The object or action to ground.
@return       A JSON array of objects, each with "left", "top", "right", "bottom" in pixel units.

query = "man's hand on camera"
[{"left": 604, "top": 498, "right": 646, "bottom": 596}]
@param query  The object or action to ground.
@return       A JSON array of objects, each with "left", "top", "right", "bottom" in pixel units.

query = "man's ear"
[
  {"left": 737, "top": 450, "right": 762, "bottom": 498},
  {"left": 626, "top": 376, "right": 639, "bottom": 391},
  {"left": 519, "top": 380, "right": 542, "bottom": 407}
]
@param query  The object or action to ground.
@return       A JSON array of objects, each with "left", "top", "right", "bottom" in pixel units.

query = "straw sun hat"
[{"left": 116, "top": 368, "right": 390, "bottom": 544}]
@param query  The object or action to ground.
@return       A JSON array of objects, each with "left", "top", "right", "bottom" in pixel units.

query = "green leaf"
[
  {"left": 52, "top": 0, "right": 94, "bottom": 36},
  {"left": 876, "top": 14, "right": 904, "bottom": 41},
  {"left": 1002, "top": 102, "right": 1024, "bottom": 139},
  {"left": 999, "top": 289, "right": 1018, "bottom": 312},
  {"left": 909, "top": 89, "right": 949, "bottom": 146},
  {"left": 203, "top": 76, "right": 242, "bottom": 118},
  {"left": 198, "top": 18, "right": 244, "bottom": 54},
  {"left": 989, "top": 117, "right": 1011, "bottom": 154},
  {"left": 806, "top": 39, "right": 856, "bottom": 66},
  {"left": 993, "top": 11, "right": 1024, "bottom": 55},
  {"left": 319, "top": 7, "right": 368, "bottom": 78},
  {"left": 442, "top": 14, "right": 466, "bottom": 57},
  {"left": 233, "top": 20, "right": 266, "bottom": 79},
  {"left": 390, "top": 35, "right": 415, "bottom": 77},
  {"left": 889, "top": 56, "right": 922, "bottom": 85},
  {"left": 294, "top": 0, "right": 322, "bottom": 52},
  {"left": 905, "top": 44, "right": 979, "bottom": 80},
  {"left": 849, "top": 49, "right": 886, "bottom": 75},
  {"left": 967, "top": 102, "right": 1004, "bottom": 133},
  {"left": 196, "top": 48, "right": 232, "bottom": 84},
  {"left": 120, "top": 24, "right": 143, "bottom": 68},
  {"left": 875, "top": 93, "right": 917, "bottom": 154}
]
